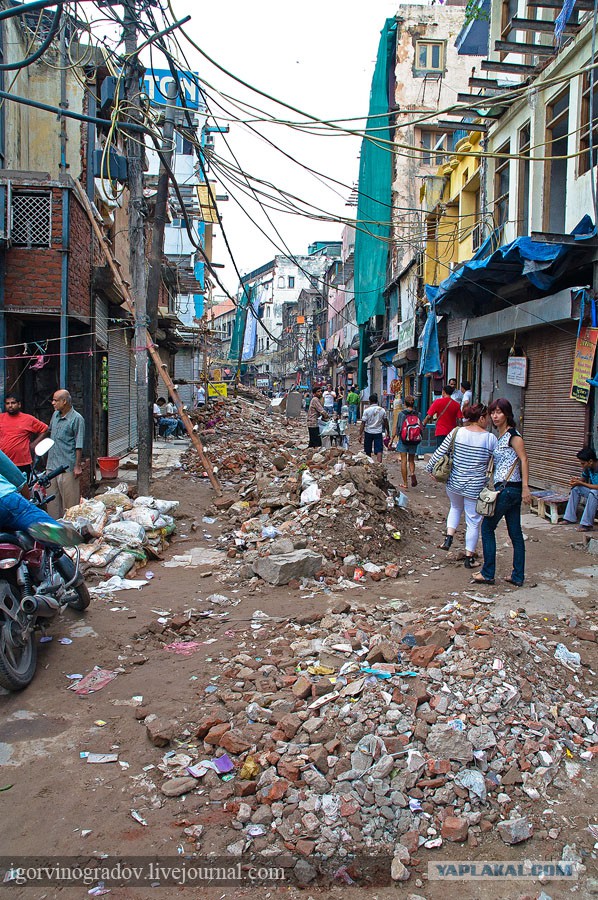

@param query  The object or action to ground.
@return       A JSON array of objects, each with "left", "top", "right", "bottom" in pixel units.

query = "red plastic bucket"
[{"left": 98, "top": 456, "right": 120, "bottom": 479}]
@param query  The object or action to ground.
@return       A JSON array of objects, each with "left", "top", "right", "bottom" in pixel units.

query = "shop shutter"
[
  {"left": 129, "top": 353, "right": 138, "bottom": 449},
  {"left": 108, "top": 328, "right": 132, "bottom": 456},
  {"left": 522, "top": 327, "right": 588, "bottom": 490},
  {"left": 174, "top": 349, "right": 194, "bottom": 406},
  {"left": 95, "top": 295, "right": 109, "bottom": 350}
]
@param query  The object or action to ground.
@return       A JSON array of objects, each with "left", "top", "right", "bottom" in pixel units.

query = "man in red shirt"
[
  {"left": 0, "top": 394, "right": 49, "bottom": 476},
  {"left": 423, "top": 385, "right": 462, "bottom": 447}
]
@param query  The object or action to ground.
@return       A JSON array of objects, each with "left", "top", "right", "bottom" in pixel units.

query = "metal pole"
[
  {"left": 146, "top": 80, "right": 177, "bottom": 457},
  {"left": 123, "top": 0, "right": 151, "bottom": 495}
]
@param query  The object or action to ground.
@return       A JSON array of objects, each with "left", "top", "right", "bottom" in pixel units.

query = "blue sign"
[{"left": 143, "top": 69, "right": 206, "bottom": 111}]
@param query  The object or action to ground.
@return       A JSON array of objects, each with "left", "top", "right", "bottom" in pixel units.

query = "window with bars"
[
  {"left": 11, "top": 191, "right": 52, "bottom": 247},
  {"left": 544, "top": 88, "right": 569, "bottom": 232}
]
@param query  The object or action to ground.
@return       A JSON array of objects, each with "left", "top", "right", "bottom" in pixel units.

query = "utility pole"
[
  {"left": 123, "top": 0, "right": 151, "bottom": 495},
  {"left": 146, "top": 80, "right": 177, "bottom": 434}
]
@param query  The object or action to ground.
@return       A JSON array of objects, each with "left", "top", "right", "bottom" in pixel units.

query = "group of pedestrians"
[
  {"left": 425, "top": 396, "right": 530, "bottom": 584},
  {"left": 305, "top": 380, "right": 534, "bottom": 586}
]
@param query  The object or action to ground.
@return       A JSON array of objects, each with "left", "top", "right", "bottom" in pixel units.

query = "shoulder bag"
[
  {"left": 476, "top": 454, "right": 519, "bottom": 517},
  {"left": 432, "top": 428, "right": 458, "bottom": 483}
]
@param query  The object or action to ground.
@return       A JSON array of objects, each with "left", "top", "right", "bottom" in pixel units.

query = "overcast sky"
[{"left": 172, "top": 0, "right": 404, "bottom": 294}]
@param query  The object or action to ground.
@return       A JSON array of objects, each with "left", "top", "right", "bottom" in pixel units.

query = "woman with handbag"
[
  {"left": 472, "top": 398, "right": 531, "bottom": 586},
  {"left": 426, "top": 404, "right": 496, "bottom": 568}
]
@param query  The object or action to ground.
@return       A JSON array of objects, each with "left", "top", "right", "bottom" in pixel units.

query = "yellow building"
[{"left": 422, "top": 131, "right": 484, "bottom": 287}]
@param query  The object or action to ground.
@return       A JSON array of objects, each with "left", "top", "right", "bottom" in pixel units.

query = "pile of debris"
[
  {"left": 182, "top": 396, "right": 413, "bottom": 584},
  {"left": 129, "top": 596, "right": 597, "bottom": 884},
  {"left": 63, "top": 484, "right": 178, "bottom": 578}
]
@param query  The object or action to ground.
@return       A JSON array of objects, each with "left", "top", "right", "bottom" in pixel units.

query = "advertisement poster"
[
  {"left": 570, "top": 325, "right": 598, "bottom": 403},
  {"left": 506, "top": 356, "right": 528, "bottom": 387}
]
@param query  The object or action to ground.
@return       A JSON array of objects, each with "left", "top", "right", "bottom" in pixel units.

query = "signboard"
[
  {"left": 211, "top": 368, "right": 222, "bottom": 383},
  {"left": 570, "top": 325, "right": 598, "bottom": 403},
  {"left": 507, "top": 356, "right": 528, "bottom": 387},
  {"left": 256, "top": 377, "right": 270, "bottom": 388},
  {"left": 208, "top": 382, "right": 227, "bottom": 398},
  {"left": 396, "top": 317, "right": 416, "bottom": 356},
  {"left": 143, "top": 69, "right": 205, "bottom": 111}
]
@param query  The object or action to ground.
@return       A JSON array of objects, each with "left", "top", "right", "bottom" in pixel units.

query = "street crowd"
[{"left": 306, "top": 382, "right": 598, "bottom": 589}]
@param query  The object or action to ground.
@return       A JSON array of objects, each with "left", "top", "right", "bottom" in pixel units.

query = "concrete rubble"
[
  {"left": 127, "top": 589, "right": 597, "bottom": 883},
  {"left": 183, "top": 395, "right": 413, "bottom": 587}
]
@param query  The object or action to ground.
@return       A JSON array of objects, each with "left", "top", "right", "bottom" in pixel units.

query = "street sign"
[{"left": 143, "top": 69, "right": 206, "bottom": 111}]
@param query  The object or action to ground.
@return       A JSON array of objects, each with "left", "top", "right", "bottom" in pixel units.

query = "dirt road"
[{"left": 1, "top": 437, "right": 596, "bottom": 900}]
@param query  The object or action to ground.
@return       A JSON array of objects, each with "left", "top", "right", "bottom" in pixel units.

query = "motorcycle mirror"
[
  {"left": 34, "top": 438, "right": 54, "bottom": 457},
  {"left": 26, "top": 521, "right": 85, "bottom": 548}
]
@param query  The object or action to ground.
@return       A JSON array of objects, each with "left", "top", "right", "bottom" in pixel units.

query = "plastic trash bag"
[
  {"left": 122, "top": 506, "right": 162, "bottom": 529},
  {"left": 98, "top": 490, "right": 133, "bottom": 510},
  {"left": 134, "top": 497, "right": 179, "bottom": 514},
  {"left": 106, "top": 551, "right": 138, "bottom": 577},
  {"left": 63, "top": 500, "right": 107, "bottom": 537},
  {"left": 103, "top": 520, "right": 146, "bottom": 548}
]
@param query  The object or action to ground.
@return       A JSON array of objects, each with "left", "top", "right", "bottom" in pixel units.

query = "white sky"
[{"left": 171, "top": 0, "right": 403, "bottom": 294}]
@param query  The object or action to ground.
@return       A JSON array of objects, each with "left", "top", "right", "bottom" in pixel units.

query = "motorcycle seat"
[{"left": 0, "top": 532, "right": 23, "bottom": 546}]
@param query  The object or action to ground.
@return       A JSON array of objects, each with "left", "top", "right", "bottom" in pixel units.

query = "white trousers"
[{"left": 446, "top": 488, "right": 482, "bottom": 553}]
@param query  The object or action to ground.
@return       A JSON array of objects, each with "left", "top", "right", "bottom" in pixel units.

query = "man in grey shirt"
[
  {"left": 359, "top": 393, "right": 390, "bottom": 462},
  {"left": 46, "top": 389, "right": 85, "bottom": 517}
]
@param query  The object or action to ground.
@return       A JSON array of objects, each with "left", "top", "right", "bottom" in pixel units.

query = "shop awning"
[{"left": 426, "top": 215, "right": 597, "bottom": 319}]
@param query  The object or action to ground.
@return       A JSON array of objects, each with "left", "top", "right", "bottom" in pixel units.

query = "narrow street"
[{"left": 1, "top": 398, "right": 596, "bottom": 900}]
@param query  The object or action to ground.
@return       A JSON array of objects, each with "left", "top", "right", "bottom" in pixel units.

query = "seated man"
[{"left": 563, "top": 447, "right": 598, "bottom": 532}]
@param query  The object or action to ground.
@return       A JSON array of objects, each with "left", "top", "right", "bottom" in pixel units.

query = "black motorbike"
[{"left": 0, "top": 438, "right": 90, "bottom": 691}]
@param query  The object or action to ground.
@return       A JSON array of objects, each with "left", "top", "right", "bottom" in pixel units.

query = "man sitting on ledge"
[{"left": 563, "top": 447, "right": 598, "bottom": 532}]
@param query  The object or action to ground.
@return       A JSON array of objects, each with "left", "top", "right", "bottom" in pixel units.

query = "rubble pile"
[
  {"left": 183, "top": 397, "right": 412, "bottom": 583},
  {"left": 63, "top": 484, "right": 178, "bottom": 578},
  {"left": 129, "top": 597, "right": 597, "bottom": 881}
]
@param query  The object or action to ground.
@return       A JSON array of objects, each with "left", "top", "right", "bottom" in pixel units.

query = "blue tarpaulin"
[
  {"left": 426, "top": 215, "right": 596, "bottom": 319},
  {"left": 418, "top": 303, "right": 441, "bottom": 376}
]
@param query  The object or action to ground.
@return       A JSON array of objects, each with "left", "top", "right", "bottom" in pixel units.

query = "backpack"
[{"left": 400, "top": 412, "right": 423, "bottom": 444}]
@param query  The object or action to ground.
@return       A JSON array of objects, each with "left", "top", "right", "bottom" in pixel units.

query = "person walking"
[
  {"left": 473, "top": 398, "right": 531, "bottom": 586},
  {"left": 335, "top": 388, "right": 344, "bottom": 416},
  {"left": 426, "top": 404, "right": 496, "bottom": 568},
  {"left": 448, "top": 378, "right": 463, "bottom": 403},
  {"left": 306, "top": 388, "right": 328, "bottom": 449},
  {"left": 393, "top": 395, "right": 422, "bottom": 488},
  {"left": 346, "top": 387, "right": 360, "bottom": 424},
  {"left": 422, "top": 385, "right": 462, "bottom": 448},
  {"left": 0, "top": 394, "right": 49, "bottom": 477},
  {"left": 46, "top": 389, "right": 85, "bottom": 518},
  {"left": 359, "top": 393, "right": 390, "bottom": 462},
  {"left": 322, "top": 383, "right": 336, "bottom": 416}
]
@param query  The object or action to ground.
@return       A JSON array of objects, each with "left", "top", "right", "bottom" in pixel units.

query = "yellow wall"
[{"left": 423, "top": 131, "right": 484, "bottom": 285}]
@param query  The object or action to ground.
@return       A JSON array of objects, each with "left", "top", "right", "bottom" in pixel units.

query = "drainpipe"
[{"left": 59, "top": 21, "right": 68, "bottom": 387}]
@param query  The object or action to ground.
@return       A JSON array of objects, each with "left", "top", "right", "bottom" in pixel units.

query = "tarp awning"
[{"left": 426, "top": 215, "right": 596, "bottom": 319}]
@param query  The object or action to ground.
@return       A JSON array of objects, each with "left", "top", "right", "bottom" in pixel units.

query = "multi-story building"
[
  {"left": 232, "top": 243, "right": 341, "bottom": 386},
  {"left": 421, "top": 0, "right": 598, "bottom": 487},
  {"left": 325, "top": 225, "right": 357, "bottom": 391}
]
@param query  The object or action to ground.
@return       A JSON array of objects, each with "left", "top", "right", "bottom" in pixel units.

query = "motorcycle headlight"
[{"left": 0, "top": 557, "right": 19, "bottom": 568}]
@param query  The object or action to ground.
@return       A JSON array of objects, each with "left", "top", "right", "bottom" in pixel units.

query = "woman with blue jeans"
[{"left": 472, "top": 399, "right": 531, "bottom": 586}]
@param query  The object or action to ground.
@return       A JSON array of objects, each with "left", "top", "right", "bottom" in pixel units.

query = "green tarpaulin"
[
  {"left": 354, "top": 18, "right": 396, "bottom": 388},
  {"left": 228, "top": 286, "right": 252, "bottom": 363}
]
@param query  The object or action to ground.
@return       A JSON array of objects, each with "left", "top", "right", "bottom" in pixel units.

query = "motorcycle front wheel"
[{"left": 0, "top": 612, "right": 38, "bottom": 691}]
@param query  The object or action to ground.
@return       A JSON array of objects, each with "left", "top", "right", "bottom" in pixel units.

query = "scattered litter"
[
  {"left": 86, "top": 753, "right": 118, "bottom": 764},
  {"left": 554, "top": 643, "right": 581, "bottom": 670},
  {"left": 58, "top": 637, "right": 73, "bottom": 645},
  {"left": 69, "top": 667, "right": 118, "bottom": 695},
  {"left": 88, "top": 884, "right": 110, "bottom": 897},
  {"left": 89, "top": 576, "right": 148, "bottom": 594},
  {"left": 164, "top": 641, "right": 203, "bottom": 656},
  {"left": 130, "top": 809, "right": 147, "bottom": 826},
  {"left": 39, "top": 636, "right": 53, "bottom": 643}
]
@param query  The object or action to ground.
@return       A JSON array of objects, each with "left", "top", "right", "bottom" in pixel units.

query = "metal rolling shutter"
[
  {"left": 522, "top": 327, "right": 588, "bottom": 490},
  {"left": 108, "top": 328, "right": 132, "bottom": 456},
  {"left": 129, "top": 354, "right": 138, "bottom": 449},
  {"left": 174, "top": 349, "right": 194, "bottom": 406}
]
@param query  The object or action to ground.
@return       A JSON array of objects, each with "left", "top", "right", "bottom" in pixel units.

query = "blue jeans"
[
  {"left": 348, "top": 404, "right": 358, "bottom": 424},
  {"left": 0, "top": 490, "right": 56, "bottom": 533},
  {"left": 481, "top": 484, "right": 525, "bottom": 584},
  {"left": 564, "top": 485, "right": 598, "bottom": 527}
]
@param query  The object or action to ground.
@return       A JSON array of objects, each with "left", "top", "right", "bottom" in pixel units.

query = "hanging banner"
[
  {"left": 507, "top": 356, "right": 528, "bottom": 387},
  {"left": 570, "top": 325, "right": 598, "bottom": 403}
]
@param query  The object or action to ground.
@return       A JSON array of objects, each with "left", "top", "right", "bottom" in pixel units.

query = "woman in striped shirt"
[{"left": 426, "top": 404, "right": 497, "bottom": 568}]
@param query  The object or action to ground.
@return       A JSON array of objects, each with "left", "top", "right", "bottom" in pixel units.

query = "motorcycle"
[{"left": 0, "top": 438, "right": 90, "bottom": 691}]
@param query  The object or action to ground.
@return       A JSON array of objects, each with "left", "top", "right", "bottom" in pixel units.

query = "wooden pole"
[{"left": 73, "top": 179, "right": 223, "bottom": 495}]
